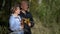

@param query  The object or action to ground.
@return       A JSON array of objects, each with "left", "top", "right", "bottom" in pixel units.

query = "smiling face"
[
  {"left": 21, "top": 1, "right": 28, "bottom": 11},
  {"left": 15, "top": 7, "right": 20, "bottom": 14}
]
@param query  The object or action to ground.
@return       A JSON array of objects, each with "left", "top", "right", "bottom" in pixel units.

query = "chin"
[{"left": 18, "top": 13, "right": 20, "bottom": 14}]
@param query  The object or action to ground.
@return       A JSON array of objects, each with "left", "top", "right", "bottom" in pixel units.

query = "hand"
[
  {"left": 28, "top": 23, "right": 31, "bottom": 27},
  {"left": 21, "top": 25, "right": 24, "bottom": 29}
]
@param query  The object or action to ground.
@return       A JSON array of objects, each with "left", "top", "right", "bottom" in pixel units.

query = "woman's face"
[
  {"left": 21, "top": 1, "right": 28, "bottom": 11},
  {"left": 15, "top": 7, "right": 20, "bottom": 14}
]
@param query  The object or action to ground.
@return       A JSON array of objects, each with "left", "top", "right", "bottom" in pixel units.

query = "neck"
[
  {"left": 13, "top": 13, "right": 18, "bottom": 17},
  {"left": 21, "top": 10, "right": 26, "bottom": 14}
]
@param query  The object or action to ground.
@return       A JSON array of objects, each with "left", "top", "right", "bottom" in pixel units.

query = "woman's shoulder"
[{"left": 10, "top": 14, "right": 15, "bottom": 19}]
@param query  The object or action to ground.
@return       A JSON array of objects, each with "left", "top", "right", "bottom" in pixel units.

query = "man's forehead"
[{"left": 21, "top": 1, "right": 28, "bottom": 4}]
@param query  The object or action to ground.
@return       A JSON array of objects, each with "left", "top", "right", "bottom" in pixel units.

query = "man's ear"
[{"left": 27, "top": 8, "right": 29, "bottom": 12}]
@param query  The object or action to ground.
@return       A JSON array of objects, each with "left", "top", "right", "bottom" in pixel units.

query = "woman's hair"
[{"left": 11, "top": 4, "right": 20, "bottom": 14}]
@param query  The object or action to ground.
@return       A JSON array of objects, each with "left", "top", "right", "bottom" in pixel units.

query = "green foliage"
[{"left": 30, "top": 0, "right": 60, "bottom": 34}]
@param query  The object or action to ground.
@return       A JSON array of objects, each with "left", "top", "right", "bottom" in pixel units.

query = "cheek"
[
  {"left": 15, "top": 10, "right": 20, "bottom": 14},
  {"left": 17, "top": 10, "right": 20, "bottom": 13},
  {"left": 24, "top": 6, "right": 28, "bottom": 9}
]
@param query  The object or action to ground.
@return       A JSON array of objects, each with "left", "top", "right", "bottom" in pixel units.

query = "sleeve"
[
  {"left": 29, "top": 13, "right": 34, "bottom": 27},
  {"left": 9, "top": 16, "right": 21, "bottom": 31}
]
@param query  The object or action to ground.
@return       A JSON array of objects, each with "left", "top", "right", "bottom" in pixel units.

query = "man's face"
[{"left": 21, "top": 1, "right": 28, "bottom": 11}]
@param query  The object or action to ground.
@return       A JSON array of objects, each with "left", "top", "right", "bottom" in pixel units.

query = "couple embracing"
[{"left": 9, "top": 1, "right": 34, "bottom": 34}]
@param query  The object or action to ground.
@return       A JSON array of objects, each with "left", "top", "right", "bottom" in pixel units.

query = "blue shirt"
[{"left": 9, "top": 14, "right": 22, "bottom": 31}]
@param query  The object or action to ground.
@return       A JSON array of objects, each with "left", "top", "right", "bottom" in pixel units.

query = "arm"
[
  {"left": 28, "top": 12, "right": 34, "bottom": 27},
  {"left": 30, "top": 16, "right": 34, "bottom": 27}
]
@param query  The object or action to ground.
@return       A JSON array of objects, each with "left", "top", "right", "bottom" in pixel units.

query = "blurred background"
[{"left": 0, "top": 0, "right": 60, "bottom": 34}]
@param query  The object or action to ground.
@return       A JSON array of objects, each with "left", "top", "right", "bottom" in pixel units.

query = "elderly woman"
[{"left": 9, "top": 4, "right": 24, "bottom": 34}]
